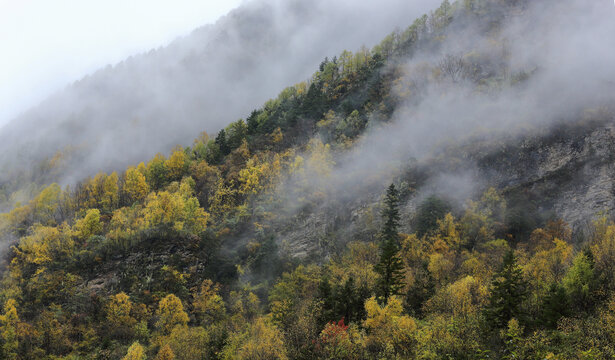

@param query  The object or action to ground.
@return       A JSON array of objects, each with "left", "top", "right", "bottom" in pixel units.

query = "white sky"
[{"left": 0, "top": 0, "right": 243, "bottom": 126}]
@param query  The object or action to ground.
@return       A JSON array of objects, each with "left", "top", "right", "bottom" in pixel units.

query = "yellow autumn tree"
[
  {"left": 124, "top": 166, "right": 150, "bottom": 203},
  {"left": 30, "top": 183, "right": 61, "bottom": 225},
  {"left": 306, "top": 138, "right": 334, "bottom": 178},
  {"left": 222, "top": 317, "right": 288, "bottom": 360},
  {"left": 156, "top": 343, "right": 175, "bottom": 360},
  {"left": 0, "top": 299, "right": 19, "bottom": 360},
  {"left": 166, "top": 147, "right": 188, "bottom": 182},
  {"left": 14, "top": 224, "right": 73, "bottom": 266},
  {"left": 122, "top": 341, "right": 146, "bottom": 360},
  {"left": 106, "top": 292, "right": 137, "bottom": 338},
  {"left": 524, "top": 238, "right": 573, "bottom": 288},
  {"left": 101, "top": 172, "right": 120, "bottom": 211},
  {"left": 73, "top": 208, "right": 102, "bottom": 240},
  {"left": 208, "top": 178, "right": 238, "bottom": 218},
  {"left": 156, "top": 294, "right": 189, "bottom": 335},
  {"left": 161, "top": 325, "right": 209, "bottom": 360},
  {"left": 363, "top": 296, "right": 417, "bottom": 357},
  {"left": 193, "top": 279, "right": 226, "bottom": 326},
  {"left": 590, "top": 217, "right": 615, "bottom": 290},
  {"left": 142, "top": 189, "right": 208, "bottom": 235},
  {"left": 423, "top": 275, "right": 488, "bottom": 318},
  {"left": 108, "top": 206, "right": 142, "bottom": 248}
]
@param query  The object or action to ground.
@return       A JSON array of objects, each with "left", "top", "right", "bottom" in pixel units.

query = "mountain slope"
[
  {"left": 0, "top": 0, "right": 440, "bottom": 208},
  {"left": 1, "top": 0, "right": 615, "bottom": 358}
]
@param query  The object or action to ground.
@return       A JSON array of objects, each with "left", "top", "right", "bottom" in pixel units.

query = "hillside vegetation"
[{"left": 1, "top": 0, "right": 615, "bottom": 359}]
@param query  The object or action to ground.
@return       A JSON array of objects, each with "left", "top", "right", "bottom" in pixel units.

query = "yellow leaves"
[
  {"left": 155, "top": 344, "right": 175, "bottom": 360},
  {"left": 106, "top": 292, "right": 137, "bottom": 331},
  {"left": 208, "top": 179, "right": 238, "bottom": 218},
  {"left": 73, "top": 208, "right": 102, "bottom": 240},
  {"left": 238, "top": 159, "right": 267, "bottom": 195},
  {"left": 306, "top": 138, "right": 334, "bottom": 178},
  {"left": 364, "top": 295, "right": 404, "bottom": 329},
  {"left": 590, "top": 219, "right": 615, "bottom": 288},
  {"left": 222, "top": 317, "right": 288, "bottom": 360},
  {"left": 31, "top": 183, "right": 61, "bottom": 225},
  {"left": 270, "top": 127, "right": 284, "bottom": 144},
  {"left": 108, "top": 206, "right": 142, "bottom": 246},
  {"left": 14, "top": 224, "right": 73, "bottom": 266},
  {"left": 363, "top": 296, "right": 417, "bottom": 355},
  {"left": 160, "top": 325, "right": 208, "bottom": 360},
  {"left": 108, "top": 179, "right": 208, "bottom": 246},
  {"left": 166, "top": 147, "right": 188, "bottom": 181},
  {"left": 122, "top": 341, "right": 146, "bottom": 360},
  {"left": 143, "top": 191, "right": 185, "bottom": 231},
  {"left": 143, "top": 187, "right": 208, "bottom": 235},
  {"left": 328, "top": 242, "right": 379, "bottom": 289},
  {"left": 524, "top": 238, "right": 573, "bottom": 286},
  {"left": 428, "top": 252, "right": 454, "bottom": 285},
  {"left": 0, "top": 299, "right": 19, "bottom": 360},
  {"left": 192, "top": 279, "right": 226, "bottom": 326},
  {"left": 124, "top": 166, "right": 149, "bottom": 203},
  {"left": 101, "top": 172, "right": 119, "bottom": 211},
  {"left": 80, "top": 172, "right": 119, "bottom": 212},
  {"left": 156, "top": 294, "right": 189, "bottom": 335},
  {"left": 424, "top": 276, "right": 488, "bottom": 318}
]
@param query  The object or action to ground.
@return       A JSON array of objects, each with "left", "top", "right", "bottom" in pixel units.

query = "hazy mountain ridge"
[
  {"left": 0, "top": 0, "right": 441, "bottom": 206},
  {"left": 1, "top": 0, "right": 615, "bottom": 358}
]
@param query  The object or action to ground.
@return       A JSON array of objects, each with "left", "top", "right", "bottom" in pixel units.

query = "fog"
[
  {"left": 0, "top": 0, "right": 441, "bottom": 188},
  {"left": 0, "top": 0, "right": 242, "bottom": 125},
  {"left": 273, "top": 0, "right": 615, "bottom": 223}
]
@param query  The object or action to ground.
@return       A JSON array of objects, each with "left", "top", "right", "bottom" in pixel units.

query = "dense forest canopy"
[{"left": 1, "top": 0, "right": 615, "bottom": 359}]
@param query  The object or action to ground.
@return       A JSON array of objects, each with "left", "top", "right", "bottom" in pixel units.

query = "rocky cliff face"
[
  {"left": 275, "top": 117, "right": 615, "bottom": 258},
  {"left": 477, "top": 120, "right": 615, "bottom": 232}
]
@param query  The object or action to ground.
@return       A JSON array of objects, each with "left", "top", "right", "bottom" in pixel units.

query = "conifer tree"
[
  {"left": 375, "top": 184, "right": 405, "bottom": 303},
  {"left": 484, "top": 250, "right": 528, "bottom": 328},
  {"left": 215, "top": 129, "right": 230, "bottom": 156},
  {"left": 540, "top": 283, "right": 568, "bottom": 329}
]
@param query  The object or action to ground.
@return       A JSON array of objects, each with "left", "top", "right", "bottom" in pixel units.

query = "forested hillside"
[
  {"left": 1, "top": 0, "right": 615, "bottom": 359},
  {"left": 0, "top": 0, "right": 439, "bottom": 212}
]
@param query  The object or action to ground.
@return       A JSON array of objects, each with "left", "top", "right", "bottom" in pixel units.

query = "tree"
[
  {"left": 156, "top": 344, "right": 175, "bottom": 360},
  {"left": 414, "top": 195, "right": 450, "bottom": 237},
  {"left": 73, "top": 208, "right": 102, "bottom": 240},
  {"left": 156, "top": 294, "right": 189, "bottom": 334},
  {"left": 222, "top": 317, "right": 288, "bottom": 360},
  {"left": 105, "top": 292, "right": 137, "bottom": 339},
  {"left": 0, "top": 299, "right": 19, "bottom": 360},
  {"left": 562, "top": 251, "right": 596, "bottom": 311},
  {"left": 123, "top": 341, "right": 146, "bottom": 360},
  {"left": 124, "top": 166, "right": 150, "bottom": 203},
  {"left": 484, "top": 251, "right": 528, "bottom": 328},
  {"left": 166, "top": 147, "right": 188, "bottom": 182},
  {"left": 381, "top": 184, "right": 401, "bottom": 242},
  {"left": 375, "top": 184, "right": 405, "bottom": 303},
  {"left": 215, "top": 129, "right": 230, "bottom": 156},
  {"left": 226, "top": 119, "right": 248, "bottom": 150},
  {"left": 163, "top": 325, "right": 210, "bottom": 360},
  {"left": 101, "top": 172, "right": 120, "bottom": 211},
  {"left": 147, "top": 153, "right": 169, "bottom": 190},
  {"left": 540, "top": 283, "right": 568, "bottom": 329},
  {"left": 363, "top": 296, "right": 417, "bottom": 357},
  {"left": 192, "top": 279, "right": 226, "bottom": 326}
]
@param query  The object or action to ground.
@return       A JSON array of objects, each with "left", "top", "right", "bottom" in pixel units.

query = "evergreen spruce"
[
  {"left": 215, "top": 129, "right": 230, "bottom": 156},
  {"left": 540, "top": 283, "right": 568, "bottom": 329},
  {"left": 375, "top": 184, "right": 405, "bottom": 303},
  {"left": 484, "top": 250, "right": 528, "bottom": 329}
]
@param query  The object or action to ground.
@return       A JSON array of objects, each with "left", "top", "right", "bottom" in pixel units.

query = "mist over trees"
[
  {"left": 0, "top": 0, "right": 441, "bottom": 210},
  {"left": 0, "top": 0, "right": 615, "bottom": 358}
]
